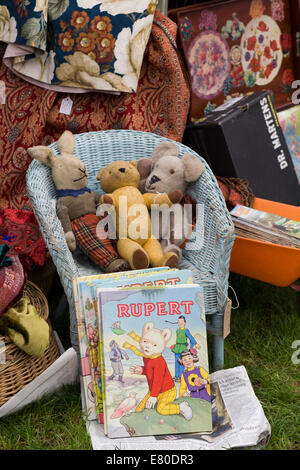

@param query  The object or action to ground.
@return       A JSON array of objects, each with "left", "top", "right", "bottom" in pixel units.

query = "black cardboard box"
[{"left": 184, "top": 91, "right": 300, "bottom": 206}]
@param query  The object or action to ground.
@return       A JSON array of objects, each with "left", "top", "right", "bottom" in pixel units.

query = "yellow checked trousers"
[{"left": 136, "top": 386, "right": 179, "bottom": 415}]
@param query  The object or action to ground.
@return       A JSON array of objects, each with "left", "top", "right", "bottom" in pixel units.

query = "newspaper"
[
  {"left": 87, "top": 366, "right": 271, "bottom": 450},
  {"left": 0, "top": 346, "right": 78, "bottom": 419}
]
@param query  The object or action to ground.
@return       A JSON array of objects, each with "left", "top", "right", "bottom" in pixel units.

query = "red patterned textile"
[
  {"left": 0, "top": 44, "right": 56, "bottom": 210},
  {"left": 0, "top": 209, "right": 47, "bottom": 272}
]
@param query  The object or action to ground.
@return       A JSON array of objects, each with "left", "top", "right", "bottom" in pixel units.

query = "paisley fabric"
[
  {"left": 0, "top": 10, "right": 190, "bottom": 210},
  {"left": 1, "top": 0, "right": 157, "bottom": 93},
  {"left": 0, "top": 209, "right": 47, "bottom": 270},
  {"left": 0, "top": 43, "right": 56, "bottom": 210}
]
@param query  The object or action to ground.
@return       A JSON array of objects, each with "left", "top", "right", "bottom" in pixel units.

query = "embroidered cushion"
[
  {"left": 0, "top": 253, "right": 25, "bottom": 316},
  {"left": 1, "top": 0, "right": 156, "bottom": 93},
  {"left": 0, "top": 10, "right": 190, "bottom": 209},
  {"left": 44, "top": 11, "right": 190, "bottom": 143}
]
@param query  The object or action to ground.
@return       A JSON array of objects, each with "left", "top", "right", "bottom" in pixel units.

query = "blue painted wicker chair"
[{"left": 26, "top": 130, "right": 235, "bottom": 371}]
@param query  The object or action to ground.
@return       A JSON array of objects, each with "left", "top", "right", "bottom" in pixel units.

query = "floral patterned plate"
[{"left": 241, "top": 15, "right": 283, "bottom": 86}]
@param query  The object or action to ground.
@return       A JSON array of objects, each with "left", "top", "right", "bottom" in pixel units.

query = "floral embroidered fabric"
[
  {"left": 0, "top": 252, "right": 25, "bottom": 316},
  {"left": 0, "top": 10, "right": 190, "bottom": 210},
  {"left": 0, "top": 0, "right": 157, "bottom": 92},
  {"left": 0, "top": 241, "right": 25, "bottom": 316}
]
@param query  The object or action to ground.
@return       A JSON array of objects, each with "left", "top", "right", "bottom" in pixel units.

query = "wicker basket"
[{"left": 0, "top": 281, "right": 61, "bottom": 408}]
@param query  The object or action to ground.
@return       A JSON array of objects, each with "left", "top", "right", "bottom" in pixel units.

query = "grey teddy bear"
[{"left": 137, "top": 142, "right": 205, "bottom": 260}]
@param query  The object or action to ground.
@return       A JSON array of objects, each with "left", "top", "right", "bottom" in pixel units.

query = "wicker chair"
[{"left": 26, "top": 130, "right": 235, "bottom": 371}]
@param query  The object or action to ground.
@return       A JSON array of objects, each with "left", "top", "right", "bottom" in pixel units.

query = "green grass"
[
  {"left": 0, "top": 274, "right": 299, "bottom": 450},
  {"left": 225, "top": 274, "right": 300, "bottom": 450},
  {"left": 0, "top": 385, "right": 92, "bottom": 450}
]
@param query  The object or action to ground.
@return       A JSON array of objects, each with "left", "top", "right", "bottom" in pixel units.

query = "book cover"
[
  {"left": 77, "top": 268, "right": 194, "bottom": 423},
  {"left": 75, "top": 268, "right": 171, "bottom": 423},
  {"left": 98, "top": 284, "right": 212, "bottom": 438},
  {"left": 155, "top": 380, "right": 233, "bottom": 443}
]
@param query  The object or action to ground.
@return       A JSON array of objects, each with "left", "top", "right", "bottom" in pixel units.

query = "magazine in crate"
[
  {"left": 231, "top": 204, "right": 300, "bottom": 248},
  {"left": 97, "top": 284, "right": 212, "bottom": 438},
  {"left": 73, "top": 268, "right": 194, "bottom": 422}
]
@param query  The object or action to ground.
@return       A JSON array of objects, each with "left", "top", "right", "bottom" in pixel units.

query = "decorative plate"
[
  {"left": 241, "top": 14, "right": 283, "bottom": 86},
  {"left": 187, "top": 31, "right": 231, "bottom": 100}
]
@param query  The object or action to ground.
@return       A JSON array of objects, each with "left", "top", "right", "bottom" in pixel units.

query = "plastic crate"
[{"left": 230, "top": 198, "right": 300, "bottom": 287}]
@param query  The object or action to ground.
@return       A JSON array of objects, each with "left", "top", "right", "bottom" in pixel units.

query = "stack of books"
[
  {"left": 73, "top": 267, "right": 213, "bottom": 439},
  {"left": 231, "top": 205, "right": 300, "bottom": 249}
]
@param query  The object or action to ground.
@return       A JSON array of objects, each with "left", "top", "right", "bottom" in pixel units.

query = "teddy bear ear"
[
  {"left": 161, "top": 328, "right": 171, "bottom": 343},
  {"left": 27, "top": 146, "right": 55, "bottom": 168},
  {"left": 58, "top": 130, "right": 75, "bottom": 155},
  {"left": 137, "top": 158, "right": 152, "bottom": 179},
  {"left": 182, "top": 153, "right": 205, "bottom": 182},
  {"left": 151, "top": 142, "right": 179, "bottom": 164},
  {"left": 143, "top": 322, "right": 154, "bottom": 334},
  {"left": 130, "top": 160, "right": 138, "bottom": 168}
]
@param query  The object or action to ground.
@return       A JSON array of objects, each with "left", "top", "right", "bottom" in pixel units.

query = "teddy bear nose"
[
  {"left": 149, "top": 175, "right": 160, "bottom": 185},
  {"left": 119, "top": 168, "right": 126, "bottom": 173}
]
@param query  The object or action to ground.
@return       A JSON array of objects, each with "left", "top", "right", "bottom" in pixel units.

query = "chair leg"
[
  {"left": 211, "top": 313, "right": 224, "bottom": 371},
  {"left": 212, "top": 334, "right": 224, "bottom": 371}
]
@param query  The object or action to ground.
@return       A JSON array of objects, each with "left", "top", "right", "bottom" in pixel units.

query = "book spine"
[
  {"left": 73, "top": 280, "right": 97, "bottom": 421},
  {"left": 96, "top": 296, "right": 107, "bottom": 433}
]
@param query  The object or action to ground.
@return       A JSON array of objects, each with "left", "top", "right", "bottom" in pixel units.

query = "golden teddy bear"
[{"left": 97, "top": 160, "right": 183, "bottom": 270}]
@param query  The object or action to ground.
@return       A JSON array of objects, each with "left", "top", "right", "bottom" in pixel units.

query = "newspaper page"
[{"left": 87, "top": 366, "right": 271, "bottom": 450}]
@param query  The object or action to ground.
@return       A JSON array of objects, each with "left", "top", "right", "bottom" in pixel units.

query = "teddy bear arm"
[
  {"left": 93, "top": 191, "right": 101, "bottom": 205},
  {"left": 143, "top": 193, "right": 172, "bottom": 209},
  {"left": 100, "top": 193, "right": 115, "bottom": 206}
]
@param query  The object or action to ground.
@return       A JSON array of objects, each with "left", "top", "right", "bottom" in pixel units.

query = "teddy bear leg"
[
  {"left": 117, "top": 238, "right": 149, "bottom": 270},
  {"left": 143, "top": 236, "right": 179, "bottom": 268},
  {"left": 160, "top": 251, "right": 179, "bottom": 268},
  {"left": 160, "top": 239, "right": 182, "bottom": 261}
]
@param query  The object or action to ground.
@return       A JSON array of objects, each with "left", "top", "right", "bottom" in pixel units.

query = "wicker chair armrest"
[
  {"left": 182, "top": 162, "right": 235, "bottom": 313},
  {"left": 183, "top": 241, "right": 234, "bottom": 314}
]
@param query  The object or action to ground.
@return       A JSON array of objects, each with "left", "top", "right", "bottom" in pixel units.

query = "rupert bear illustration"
[{"left": 123, "top": 321, "right": 192, "bottom": 420}]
